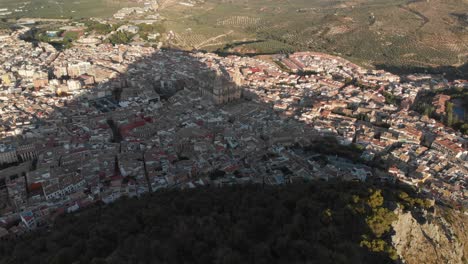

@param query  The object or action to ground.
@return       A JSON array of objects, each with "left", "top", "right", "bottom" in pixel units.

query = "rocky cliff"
[{"left": 392, "top": 207, "right": 468, "bottom": 264}]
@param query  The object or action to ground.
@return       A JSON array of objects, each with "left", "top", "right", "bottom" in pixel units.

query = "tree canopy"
[{"left": 0, "top": 181, "right": 430, "bottom": 264}]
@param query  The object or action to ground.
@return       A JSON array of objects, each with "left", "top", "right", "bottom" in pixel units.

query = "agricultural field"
[
  {"left": 159, "top": 0, "right": 468, "bottom": 77},
  {"left": 0, "top": 0, "right": 139, "bottom": 19},
  {"left": 0, "top": 0, "right": 466, "bottom": 77}
]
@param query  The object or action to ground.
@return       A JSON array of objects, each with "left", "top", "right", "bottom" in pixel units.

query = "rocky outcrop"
[{"left": 392, "top": 208, "right": 467, "bottom": 264}]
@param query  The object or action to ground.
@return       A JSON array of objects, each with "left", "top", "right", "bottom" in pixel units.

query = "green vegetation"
[
  {"left": 62, "top": 31, "right": 79, "bottom": 40},
  {"left": 398, "top": 191, "right": 433, "bottom": 210},
  {"left": 0, "top": 19, "right": 11, "bottom": 30},
  {"left": 345, "top": 78, "right": 377, "bottom": 91},
  {"left": 454, "top": 123, "right": 468, "bottom": 135},
  {"left": 0, "top": 181, "right": 434, "bottom": 264},
  {"left": 23, "top": 28, "right": 81, "bottom": 50},
  {"left": 446, "top": 102, "right": 454, "bottom": 127},
  {"left": 413, "top": 102, "right": 435, "bottom": 118},
  {"left": 412, "top": 87, "right": 467, "bottom": 134},
  {"left": 217, "top": 39, "right": 295, "bottom": 55},
  {"left": 357, "top": 187, "right": 435, "bottom": 261},
  {"left": 85, "top": 21, "right": 114, "bottom": 35},
  {"left": 158, "top": 0, "right": 468, "bottom": 76},
  {"left": 138, "top": 23, "right": 165, "bottom": 34},
  {"left": 300, "top": 136, "right": 364, "bottom": 162},
  {"left": 138, "top": 23, "right": 166, "bottom": 41},
  {"left": 353, "top": 189, "right": 398, "bottom": 260},
  {"left": 4, "top": 0, "right": 467, "bottom": 76},
  {"left": 356, "top": 113, "right": 371, "bottom": 122},
  {"left": 32, "top": 30, "right": 51, "bottom": 43},
  {"left": 0, "top": 0, "right": 139, "bottom": 19},
  {"left": 62, "top": 31, "right": 80, "bottom": 49},
  {"left": 108, "top": 31, "right": 134, "bottom": 45},
  {"left": 382, "top": 92, "right": 400, "bottom": 106}
]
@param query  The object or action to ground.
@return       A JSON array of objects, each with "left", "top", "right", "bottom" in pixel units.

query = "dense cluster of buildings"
[
  {"left": 113, "top": 1, "right": 159, "bottom": 20},
  {"left": 0, "top": 29, "right": 466, "bottom": 237}
]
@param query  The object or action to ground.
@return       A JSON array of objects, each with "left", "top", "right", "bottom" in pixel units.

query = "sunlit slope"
[
  {"left": 0, "top": 0, "right": 138, "bottom": 19},
  {"left": 161, "top": 0, "right": 468, "bottom": 70}
]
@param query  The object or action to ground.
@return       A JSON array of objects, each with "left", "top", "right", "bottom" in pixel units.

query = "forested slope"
[{"left": 0, "top": 181, "right": 446, "bottom": 264}]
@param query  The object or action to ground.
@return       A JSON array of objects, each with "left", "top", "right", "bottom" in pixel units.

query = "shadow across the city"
[{"left": 0, "top": 43, "right": 435, "bottom": 263}]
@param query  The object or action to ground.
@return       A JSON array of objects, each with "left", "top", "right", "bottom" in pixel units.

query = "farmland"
[
  {"left": 0, "top": 0, "right": 138, "bottom": 19},
  {"left": 0, "top": 0, "right": 466, "bottom": 76},
  {"left": 159, "top": 0, "right": 468, "bottom": 77}
]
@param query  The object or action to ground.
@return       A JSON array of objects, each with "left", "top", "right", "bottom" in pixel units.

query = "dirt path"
[
  {"left": 398, "top": 3, "right": 429, "bottom": 30},
  {"left": 195, "top": 30, "right": 234, "bottom": 49}
]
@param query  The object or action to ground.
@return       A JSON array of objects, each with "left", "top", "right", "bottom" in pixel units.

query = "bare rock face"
[{"left": 392, "top": 208, "right": 467, "bottom": 264}]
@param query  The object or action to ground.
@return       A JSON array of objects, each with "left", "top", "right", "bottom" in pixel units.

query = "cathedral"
[{"left": 198, "top": 67, "right": 243, "bottom": 105}]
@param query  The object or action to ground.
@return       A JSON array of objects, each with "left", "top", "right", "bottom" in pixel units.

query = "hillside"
[
  {"left": 0, "top": 0, "right": 139, "bottom": 19},
  {"left": 0, "top": 181, "right": 466, "bottom": 264},
  {"left": 160, "top": 0, "right": 468, "bottom": 77}
]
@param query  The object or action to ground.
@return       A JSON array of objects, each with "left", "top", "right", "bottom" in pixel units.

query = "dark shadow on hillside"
[
  {"left": 375, "top": 62, "right": 468, "bottom": 81},
  {"left": 0, "top": 43, "right": 435, "bottom": 263}
]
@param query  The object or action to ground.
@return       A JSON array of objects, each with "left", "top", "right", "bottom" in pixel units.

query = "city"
[{"left": 0, "top": 27, "right": 466, "bottom": 238}]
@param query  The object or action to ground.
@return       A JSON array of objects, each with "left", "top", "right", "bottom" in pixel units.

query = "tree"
[
  {"left": 50, "top": 247, "right": 75, "bottom": 264},
  {"left": 367, "top": 189, "right": 384, "bottom": 208},
  {"left": 108, "top": 31, "right": 133, "bottom": 45},
  {"left": 460, "top": 123, "right": 468, "bottom": 135},
  {"left": 366, "top": 207, "right": 397, "bottom": 237},
  {"left": 85, "top": 21, "right": 113, "bottom": 35},
  {"left": 0, "top": 183, "right": 406, "bottom": 264},
  {"left": 383, "top": 91, "right": 398, "bottom": 105},
  {"left": 446, "top": 102, "right": 454, "bottom": 126}
]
